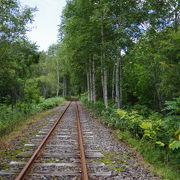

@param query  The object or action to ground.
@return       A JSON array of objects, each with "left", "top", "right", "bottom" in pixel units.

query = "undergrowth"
[
  {"left": 0, "top": 97, "right": 65, "bottom": 137},
  {"left": 81, "top": 95, "right": 180, "bottom": 180}
]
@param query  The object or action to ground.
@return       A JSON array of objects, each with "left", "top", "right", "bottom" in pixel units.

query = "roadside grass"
[
  {"left": 0, "top": 97, "right": 65, "bottom": 144},
  {"left": 82, "top": 99, "right": 180, "bottom": 180},
  {"left": 114, "top": 130, "right": 180, "bottom": 180},
  {"left": 0, "top": 108, "right": 49, "bottom": 150}
]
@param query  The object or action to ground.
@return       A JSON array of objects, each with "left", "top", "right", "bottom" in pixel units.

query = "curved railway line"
[{"left": 0, "top": 101, "right": 160, "bottom": 180}]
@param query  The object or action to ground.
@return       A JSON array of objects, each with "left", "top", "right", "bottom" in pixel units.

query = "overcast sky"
[{"left": 20, "top": 0, "right": 67, "bottom": 51}]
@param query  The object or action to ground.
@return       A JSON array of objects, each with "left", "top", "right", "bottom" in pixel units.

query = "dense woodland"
[
  {"left": 0, "top": 0, "right": 179, "bottom": 109},
  {"left": 58, "top": 0, "right": 180, "bottom": 109},
  {"left": 0, "top": 0, "right": 180, "bottom": 178}
]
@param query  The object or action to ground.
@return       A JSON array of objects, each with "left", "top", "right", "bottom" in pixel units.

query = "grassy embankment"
[
  {"left": 0, "top": 97, "right": 65, "bottom": 144},
  {"left": 82, "top": 96, "right": 180, "bottom": 180}
]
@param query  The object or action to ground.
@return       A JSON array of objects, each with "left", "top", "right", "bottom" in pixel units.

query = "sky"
[{"left": 20, "top": 0, "right": 67, "bottom": 51}]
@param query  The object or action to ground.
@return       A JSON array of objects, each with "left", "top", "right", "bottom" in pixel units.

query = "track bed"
[{"left": 0, "top": 102, "right": 159, "bottom": 180}]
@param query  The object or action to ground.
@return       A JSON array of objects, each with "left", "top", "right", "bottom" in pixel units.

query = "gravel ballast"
[
  {"left": 0, "top": 101, "right": 160, "bottom": 179},
  {"left": 78, "top": 102, "right": 160, "bottom": 180}
]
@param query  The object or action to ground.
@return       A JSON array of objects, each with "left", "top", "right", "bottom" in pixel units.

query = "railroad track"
[{"left": 0, "top": 101, "right": 113, "bottom": 180}]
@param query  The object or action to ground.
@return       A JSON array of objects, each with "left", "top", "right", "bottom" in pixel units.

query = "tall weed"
[
  {"left": 82, "top": 96, "right": 180, "bottom": 175},
  {"left": 0, "top": 97, "right": 65, "bottom": 137}
]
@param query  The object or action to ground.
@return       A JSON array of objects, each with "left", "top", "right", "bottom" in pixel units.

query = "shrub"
[
  {"left": 37, "top": 97, "right": 64, "bottom": 110},
  {"left": 82, "top": 96, "right": 180, "bottom": 164},
  {"left": 0, "top": 97, "right": 65, "bottom": 137}
]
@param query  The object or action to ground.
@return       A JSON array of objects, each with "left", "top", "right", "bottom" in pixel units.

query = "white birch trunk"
[
  {"left": 43, "top": 86, "right": 47, "bottom": 99},
  {"left": 119, "top": 52, "right": 123, "bottom": 108},
  {"left": 89, "top": 61, "right": 93, "bottom": 101},
  {"left": 112, "top": 64, "right": 115, "bottom": 102},
  {"left": 65, "top": 76, "right": 67, "bottom": 96},
  {"left": 87, "top": 72, "right": 90, "bottom": 101},
  {"left": 92, "top": 58, "right": 96, "bottom": 102},
  {"left": 63, "top": 76, "right": 65, "bottom": 96},
  {"left": 115, "top": 56, "right": 120, "bottom": 108},
  {"left": 63, "top": 76, "right": 67, "bottom": 97},
  {"left": 56, "top": 59, "right": 60, "bottom": 97},
  {"left": 104, "top": 69, "right": 108, "bottom": 108},
  {"left": 62, "top": 77, "right": 64, "bottom": 96},
  {"left": 101, "top": 11, "right": 108, "bottom": 108},
  {"left": 56, "top": 71, "right": 60, "bottom": 97},
  {"left": 101, "top": 12, "right": 104, "bottom": 103},
  {"left": 62, "top": 80, "right": 64, "bottom": 96},
  {"left": 101, "top": 60, "right": 105, "bottom": 101}
]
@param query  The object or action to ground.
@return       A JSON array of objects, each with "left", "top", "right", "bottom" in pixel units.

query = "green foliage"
[
  {"left": 169, "top": 140, "right": 180, "bottom": 150},
  {"left": 56, "top": 0, "right": 180, "bottom": 110},
  {"left": 164, "top": 97, "right": 180, "bottom": 114},
  {"left": 82, "top": 96, "right": 180, "bottom": 174},
  {"left": 37, "top": 97, "right": 64, "bottom": 110},
  {"left": 24, "top": 79, "right": 41, "bottom": 104},
  {"left": 163, "top": 98, "right": 180, "bottom": 143},
  {"left": 114, "top": 130, "right": 180, "bottom": 180},
  {"left": 155, "top": 141, "right": 165, "bottom": 147},
  {"left": 0, "top": 97, "right": 65, "bottom": 137},
  {"left": 0, "top": 0, "right": 35, "bottom": 42},
  {"left": 0, "top": 0, "right": 39, "bottom": 106},
  {"left": 0, "top": 104, "right": 24, "bottom": 136},
  {"left": 36, "top": 49, "right": 63, "bottom": 98},
  {"left": 124, "top": 27, "right": 180, "bottom": 109}
]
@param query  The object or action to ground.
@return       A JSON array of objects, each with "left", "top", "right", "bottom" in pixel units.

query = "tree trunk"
[
  {"left": 89, "top": 60, "right": 93, "bottom": 101},
  {"left": 104, "top": 68, "right": 108, "bottom": 108},
  {"left": 119, "top": 52, "right": 123, "bottom": 108},
  {"left": 151, "top": 68, "right": 162, "bottom": 110},
  {"left": 112, "top": 64, "right": 115, "bottom": 102},
  {"left": 92, "top": 58, "right": 96, "bottom": 102},
  {"left": 174, "top": 2, "right": 179, "bottom": 32},
  {"left": 43, "top": 86, "right": 47, "bottom": 98},
  {"left": 101, "top": 62, "right": 108, "bottom": 108},
  {"left": 56, "top": 59, "right": 60, "bottom": 97},
  {"left": 101, "top": 61, "right": 105, "bottom": 101},
  {"left": 63, "top": 76, "right": 67, "bottom": 97},
  {"left": 115, "top": 56, "right": 120, "bottom": 108},
  {"left": 62, "top": 79, "right": 64, "bottom": 96},
  {"left": 56, "top": 69, "right": 60, "bottom": 96},
  {"left": 87, "top": 71, "right": 90, "bottom": 101},
  {"left": 65, "top": 76, "right": 67, "bottom": 96},
  {"left": 101, "top": 11, "right": 108, "bottom": 108}
]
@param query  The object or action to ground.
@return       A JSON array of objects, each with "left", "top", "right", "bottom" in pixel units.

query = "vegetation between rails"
[
  {"left": 81, "top": 95, "right": 180, "bottom": 180},
  {"left": 0, "top": 97, "right": 65, "bottom": 138}
]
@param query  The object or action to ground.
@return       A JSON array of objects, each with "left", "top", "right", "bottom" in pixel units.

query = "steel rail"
[
  {"left": 76, "top": 102, "right": 89, "bottom": 180},
  {"left": 14, "top": 101, "right": 72, "bottom": 180}
]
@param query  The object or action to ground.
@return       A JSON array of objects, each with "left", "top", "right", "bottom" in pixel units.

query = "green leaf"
[
  {"left": 156, "top": 141, "right": 165, "bottom": 147},
  {"left": 140, "top": 122, "right": 152, "bottom": 129},
  {"left": 169, "top": 141, "right": 180, "bottom": 150},
  {"left": 117, "top": 109, "right": 127, "bottom": 117}
]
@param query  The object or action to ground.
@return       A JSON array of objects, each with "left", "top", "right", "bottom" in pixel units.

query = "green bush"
[
  {"left": 0, "top": 104, "right": 27, "bottom": 136},
  {"left": 37, "top": 97, "right": 64, "bottom": 110},
  {"left": 82, "top": 96, "right": 180, "bottom": 169},
  {"left": 0, "top": 97, "right": 65, "bottom": 137}
]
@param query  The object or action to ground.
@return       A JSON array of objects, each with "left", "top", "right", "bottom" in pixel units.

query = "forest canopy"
[
  {"left": 0, "top": 0, "right": 179, "bottom": 110},
  {"left": 55, "top": 0, "right": 180, "bottom": 110}
]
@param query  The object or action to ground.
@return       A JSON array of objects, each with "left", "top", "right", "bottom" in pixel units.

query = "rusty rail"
[
  {"left": 14, "top": 101, "right": 72, "bottom": 180},
  {"left": 76, "top": 102, "right": 89, "bottom": 180}
]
